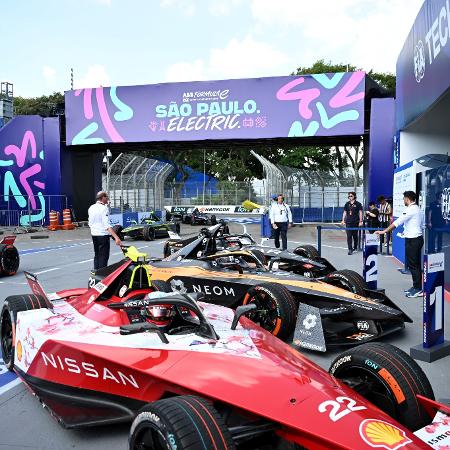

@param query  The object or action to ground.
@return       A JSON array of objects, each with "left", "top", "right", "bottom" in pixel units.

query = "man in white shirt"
[
  {"left": 269, "top": 194, "right": 293, "bottom": 250},
  {"left": 88, "top": 191, "right": 122, "bottom": 270},
  {"left": 376, "top": 191, "right": 423, "bottom": 297}
]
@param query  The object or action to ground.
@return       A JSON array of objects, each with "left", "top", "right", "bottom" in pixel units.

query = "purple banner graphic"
[
  {"left": 65, "top": 73, "right": 366, "bottom": 146},
  {"left": 0, "top": 116, "right": 61, "bottom": 226}
]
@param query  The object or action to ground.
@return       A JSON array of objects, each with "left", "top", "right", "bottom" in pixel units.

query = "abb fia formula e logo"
[{"left": 414, "top": 41, "right": 426, "bottom": 83}]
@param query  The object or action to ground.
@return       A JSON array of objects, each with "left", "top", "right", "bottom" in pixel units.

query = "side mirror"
[
  {"left": 120, "top": 322, "right": 169, "bottom": 343},
  {"left": 131, "top": 220, "right": 138, "bottom": 225},
  {"left": 231, "top": 304, "right": 257, "bottom": 330}
]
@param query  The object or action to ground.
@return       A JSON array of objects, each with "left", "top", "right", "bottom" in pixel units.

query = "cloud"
[
  {"left": 160, "top": 0, "right": 196, "bottom": 16},
  {"left": 165, "top": 35, "right": 291, "bottom": 82},
  {"left": 74, "top": 64, "right": 111, "bottom": 89},
  {"left": 249, "top": 0, "right": 424, "bottom": 73},
  {"left": 208, "top": 0, "right": 243, "bottom": 16}
]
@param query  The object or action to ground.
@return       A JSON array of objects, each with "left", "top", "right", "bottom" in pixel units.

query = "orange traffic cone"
[
  {"left": 62, "top": 208, "right": 76, "bottom": 230},
  {"left": 48, "top": 210, "right": 60, "bottom": 231}
]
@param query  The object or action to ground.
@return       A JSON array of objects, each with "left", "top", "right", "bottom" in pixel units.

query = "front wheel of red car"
[
  {"left": 329, "top": 342, "right": 434, "bottom": 431},
  {"left": 129, "top": 395, "right": 236, "bottom": 450},
  {"left": 0, "top": 295, "right": 47, "bottom": 371},
  {"left": 243, "top": 283, "right": 296, "bottom": 340}
]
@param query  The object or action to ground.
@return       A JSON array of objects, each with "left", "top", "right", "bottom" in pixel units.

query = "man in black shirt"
[
  {"left": 365, "top": 202, "right": 379, "bottom": 232},
  {"left": 341, "top": 191, "right": 363, "bottom": 255}
]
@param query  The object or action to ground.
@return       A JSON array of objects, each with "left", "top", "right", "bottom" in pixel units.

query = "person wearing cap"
[
  {"left": 88, "top": 191, "right": 122, "bottom": 270},
  {"left": 269, "top": 194, "right": 293, "bottom": 250}
]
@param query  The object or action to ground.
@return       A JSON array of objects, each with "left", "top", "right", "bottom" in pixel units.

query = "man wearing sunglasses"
[{"left": 341, "top": 191, "right": 363, "bottom": 255}]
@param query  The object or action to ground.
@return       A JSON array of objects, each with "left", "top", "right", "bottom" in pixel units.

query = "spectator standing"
[
  {"left": 378, "top": 195, "right": 393, "bottom": 246},
  {"left": 376, "top": 191, "right": 424, "bottom": 297},
  {"left": 365, "top": 202, "right": 380, "bottom": 232},
  {"left": 88, "top": 191, "right": 122, "bottom": 270},
  {"left": 341, "top": 192, "right": 363, "bottom": 255},
  {"left": 269, "top": 194, "right": 293, "bottom": 250}
]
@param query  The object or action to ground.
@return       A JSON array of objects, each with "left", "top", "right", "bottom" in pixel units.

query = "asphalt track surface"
[{"left": 0, "top": 221, "right": 449, "bottom": 449}]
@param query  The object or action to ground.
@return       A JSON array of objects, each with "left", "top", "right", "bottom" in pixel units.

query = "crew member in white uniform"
[
  {"left": 269, "top": 194, "right": 293, "bottom": 250},
  {"left": 376, "top": 191, "right": 424, "bottom": 297},
  {"left": 88, "top": 191, "right": 122, "bottom": 270}
]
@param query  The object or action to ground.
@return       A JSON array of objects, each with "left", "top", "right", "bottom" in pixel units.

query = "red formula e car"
[
  {"left": 0, "top": 235, "right": 20, "bottom": 276},
  {"left": 0, "top": 257, "right": 447, "bottom": 449}
]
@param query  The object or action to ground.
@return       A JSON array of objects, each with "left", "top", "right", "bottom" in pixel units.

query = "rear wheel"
[
  {"left": 175, "top": 222, "right": 181, "bottom": 234},
  {"left": 210, "top": 215, "right": 217, "bottom": 225},
  {"left": 0, "top": 244, "right": 19, "bottom": 276},
  {"left": 249, "top": 249, "right": 267, "bottom": 266},
  {"left": 162, "top": 241, "right": 171, "bottom": 258},
  {"left": 324, "top": 269, "right": 367, "bottom": 295},
  {"left": 129, "top": 395, "right": 235, "bottom": 450},
  {"left": 243, "top": 283, "right": 297, "bottom": 340},
  {"left": 143, "top": 226, "right": 154, "bottom": 241},
  {"left": 1, "top": 295, "right": 47, "bottom": 370},
  {"left": 329, "top": 342, "right": 434, "bottom": 431},
  {"left": 292, "top": 244, "right": 320, "bottom": 259}
]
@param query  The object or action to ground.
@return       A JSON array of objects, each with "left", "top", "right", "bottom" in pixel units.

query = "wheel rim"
[
  {"left": 1, "top": 247, "right": 19, "bottom": 275},
  {"left": 245, "top": 291, "right": 280, "bottom": 334},
  {"left": 337, "top": 367, "right": 398, "bottom": 418},
  {"left": 1, "top": 311, "right": 13, "bottom": 364},
  {"left": 327, "top": 278, "right": 355, "bottom": 293},
  {"left": 132, "top": 424, "right": 170, "bottom": 450}
]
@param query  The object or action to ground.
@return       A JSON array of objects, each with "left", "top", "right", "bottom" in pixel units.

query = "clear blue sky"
[{"left": 1, "top": 0, "right": 424, "bottom": 97}]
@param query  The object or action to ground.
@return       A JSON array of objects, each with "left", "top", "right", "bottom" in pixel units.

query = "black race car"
[
  {"left": 89, "top": 242, "right": 412, "bottom": 351},
  {"left": 178, "top": 207, "right": 218, "bottom": 225},
  {"left": 113, "top": 212, "right": 180, "bottom": 241},
  {"left": 162, "top": 223, "right": 361, "bottom": 288}
]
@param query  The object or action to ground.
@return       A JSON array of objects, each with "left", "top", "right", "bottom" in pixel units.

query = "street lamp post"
[{"left": 203, "top": 148, "right": 206, "bottom": 205}]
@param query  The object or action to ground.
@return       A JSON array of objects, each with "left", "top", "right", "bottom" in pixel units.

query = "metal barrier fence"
[{"left": 0, "top": 194, "right": 69, "bottom": 228}]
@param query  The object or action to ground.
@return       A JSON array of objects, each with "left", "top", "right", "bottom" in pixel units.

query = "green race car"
[{"left": 112, "top": 212, "right": 180, "bottom": 241}]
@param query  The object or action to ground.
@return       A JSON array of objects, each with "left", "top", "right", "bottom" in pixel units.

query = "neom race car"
[
  {"left": 0, "top": 267, "right": 445, "bottom": 449},
  {"left": 113, "top": 212, "right": 180, "bottom": 241},
  {"left": 163, "top": 224, "right": 338, "bottom": 281},
  {"left": 0, "top": 235, "right": 20, "bottom": 276},
  {"left": 89, "top": 245, "right": 412, "bottom": 352}
]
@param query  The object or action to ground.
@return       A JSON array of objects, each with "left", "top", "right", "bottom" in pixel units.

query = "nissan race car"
[
  {"left": 0, "top": 267, "right": 445, "bottom": 449},
  {"left": 163, "top": 221, "right": 338, "bottom": 280},
  {"left": 88, "top": 244, "right": 412, "bottom": 352},
  {"left": 112, "top": 212, "right": 180, "bottom": 241},
  {"left": 0, "top": 235, "right": 20, "bottom": 276}
]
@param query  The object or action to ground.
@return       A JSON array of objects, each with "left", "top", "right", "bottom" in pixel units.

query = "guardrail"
[{"left": 316, "top": 225, "right": 390, "bottom": 256}]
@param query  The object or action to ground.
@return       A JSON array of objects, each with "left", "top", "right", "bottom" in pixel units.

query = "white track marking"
[
  {"left": 76, "top": 259, "right": 93, "bottom": 264},
  {"left": 34, "top": 268, "right": 60, "bottom": 275},
  {"left": 0, "top": 378, "right": 21, "bottom": 396}
]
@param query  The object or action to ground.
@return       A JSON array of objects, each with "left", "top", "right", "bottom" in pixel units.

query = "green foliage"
[{"left": 14, "top": 92, "right": 65, "bottom": 117}]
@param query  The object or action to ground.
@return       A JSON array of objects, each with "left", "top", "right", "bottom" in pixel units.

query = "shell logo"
[
  {"left": 359, "top": 419, "right": 412, "bottom": 450},
  {"left": 16, "top": 340, "right": 23, "bottom": 362}
]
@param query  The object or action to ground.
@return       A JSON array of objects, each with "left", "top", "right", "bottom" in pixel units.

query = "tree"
[{"left": 14, "top": 92, "right": 65, "bottom": 117}]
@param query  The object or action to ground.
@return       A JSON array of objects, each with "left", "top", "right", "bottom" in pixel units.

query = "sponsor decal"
[
  {"left": 414, "top": 40, "right": 426, "bottom": 83},
  {"left": 41, "top": 352, "right": 139, "bottom": 388},
  {"left": 357, "top": 321, "right": 370, "bottom": 331},
  {"left": 170, "top": 279, "right": 188, "bottom": 294},
  {"left": 192, "top": 284, "right": 235, "bottom": 297},
  {"left": 16, "top": 340, "right": 23, "bottom": 362},
  {"left": 359, "top": 419, "right": 412, "bottom": 450},
  {"left": 329, "top": 355, "right": 351, "bottom": 374},
  {"left": 303, "top": 314, "right": 317, "bottom": 330},
  {"left": 93, "top": 282, "right": 107, "bottom": 294},
  {"left": 318, "top": 396, "right": 367, "bottom": 422},
  {"left": 364, "top": 359, "right": 379, "bottom": 370},
  {"left": 347, "top": 332, "right": 374, "bottom": 341},
  {"left": 294, "top": 341, "right": 325, "bottom": 352},
  {"left": 414, "top": 411, "right": 450, "bottom": 447},
  {"left": 378, "top": 368, "right": 406, "bottom": 404},
  {"left": 119, "top": 285, "right": 128, "bottom": 297}
]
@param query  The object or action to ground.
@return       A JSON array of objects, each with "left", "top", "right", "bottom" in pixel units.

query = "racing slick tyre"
[
  {"left": 142, "top": 226, "right": 155, "bottom": 241},
  {"left": 292, "top": 244, "right": 320, "bottom": 259},
  {"left": 324, "top": 269, "right": 368, "bottom": 296},
  {"left": 112, "top": 225, "right": 124, "bottom": 241},
  {"left": 243, "top": 283, "right": 296, "bottom": 340},
  {"left": 175, "top": 222, "right": 181, "bottom": 234},
  {"left": 151, "top": 280, "right": 171, "bottom": 293},
  {"left": 210, "top": 214, "right": 217, "bottom": 225},
  {"left": 0, "top": 243, "right": 20, "bottom": 276},
  {"left": 129, "top": 395, "right": 236, "bottom": 450},
  {"left": 1, "top": 294, "right": 47, "bottom": 371},
  {"left": 329, "top": 342, "right": 434, "bottom": 431}
]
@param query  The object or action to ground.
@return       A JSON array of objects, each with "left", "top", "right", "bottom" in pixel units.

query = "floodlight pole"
[{"left": 203, "top": 148, "right": 206, "bottom": 205}]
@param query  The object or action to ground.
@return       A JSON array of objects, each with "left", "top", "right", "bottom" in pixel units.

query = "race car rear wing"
[{"left": 24, "top": 271, "right": 55, "bottom": 312}]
